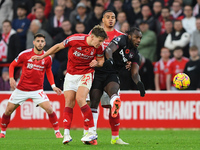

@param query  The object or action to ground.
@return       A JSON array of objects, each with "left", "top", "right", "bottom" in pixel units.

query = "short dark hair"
[
  {"left": 91, "top": 25, "right": 107, "bottom": 39},
  {"left": 174, "top": 46, "right": 183, "bottom": 51},
  {"left": 17, "top": 3, "right": 27, "bottom": 11},
  {"left": 34, "top": 33, "right": 45, "bottom": 39},
  {"left": 3, "top": 19, "right": 12, "bottom": 26},
  {"left": 35, "top": 0, "right": 45, "bottom": 7},
  {"left": 103, "top": 10, "right": 114, "bottom": 17},
  {"left": 95, "top": 3, "right": 104, "bottom": 8},
  {"left": 190, "top": 45, "right": 198, "bottom": 51},
  {"left": 126, "top": 27, "right": 141, "bottom": 35}
]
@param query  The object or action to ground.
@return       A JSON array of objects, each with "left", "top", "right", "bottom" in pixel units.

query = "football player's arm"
[
  {"left": 46, "top": 67, "right": 62, "bottom": 95},
  {"left": 131, "top": 63, "right": 145, "bottom": 97},
  {"left": 90, "top": 56, "right": 104, "bottom": 67},
  {"left": 31, "top": 42, "right": 65, "bottom": 61},
  {"left": 154, "top": 74, "right": 160, "bottom": 91},
  {"left": 166, "top": 74, "right": 171, "bottom": 90},
  {"left": 9, "top": 60, "right": 20, "bottom": 89}
]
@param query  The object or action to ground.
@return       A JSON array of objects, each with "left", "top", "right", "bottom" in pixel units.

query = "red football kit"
[
  {"left": 63, "top": 34, "right": 104, "bottom": 75},
  {"left": 154, "top": 59, "right": 170, "bottom": 90},
  {"left": 166, "top": 57, "right": 189, "bottom": 81},
  {"left": 9, "top": 48, "right": 54, "bottom": 91}
]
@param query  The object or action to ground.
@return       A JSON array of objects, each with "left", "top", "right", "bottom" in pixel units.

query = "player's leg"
[
  {"left": 104, "top": 76, "right": 129, "bottom": 145},
  {"left": 83, "top": 93, "right": 90, "bottom": 135},
  {"left": 0, "top": 102, "right": 19, "bottom": 138},
  {"left": 62, "top": 90, "right": 76, "bottom": 144},
  {"left": 38, "top": 100, "right": 63, "bottom": 138}
]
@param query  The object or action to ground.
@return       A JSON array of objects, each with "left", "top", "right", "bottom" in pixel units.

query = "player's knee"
[
  {"left": 4, "top": 110, "right": 12, "bottom": 116},
  {"left": 45, "top": 107, "right": 53, "bottom": 114},
  {"left": 65, "top": 99, "right": 75, "bottom": 108}
]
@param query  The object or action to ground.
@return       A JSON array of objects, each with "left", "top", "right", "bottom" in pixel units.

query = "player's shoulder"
[
  {"left": 18, "top": 48, "right": 33, "bottom": 56},
  {"left": 68, "top": 33, "right": 87, "bottom": 41},
  {"left": 114, "top": 29, "right": 125, "bottom": 36},
  {"left": 112, "top": 34, "right": 127, "bottom": 44}
]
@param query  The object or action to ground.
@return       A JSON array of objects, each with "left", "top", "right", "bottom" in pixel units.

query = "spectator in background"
[
  {"left": 112, "top": 0, "right": 124, "bottom": 15},
  {"left": 0, "top": 0, "right": 13, "bottom": 32},
  {"left": 154, "top": 47, "right": 170, "bottom": 90},
  {"left": 184, "top": 46, "right": 200, "bottom": 90},
  {"left": 0, "top": 20, "right": 20, "bottom": 63},
  {"left": 157, "top": 20, "right": 173, "bottom": 60},
  {"left": 75, "top": 22, "right": 86, "bottom": 33},
  {"left": 26, "top": 19, "right": 53, "bottom": 50},
  {"left": 69, "top": 2, "right": 91, "bottom": 33},
  {"left": 53, "top": 20, "right": 72, "bottom": 63},
  {"left": 182, "top": 5, "right": 196, "bottom": 35},
  {"left": 164, "top": 20, "right": 190, "bottom": 57},
  {"left": 138, "top": 55, "right": 155, "bottom": 90},
  {"left": 166, "top": 47, "right": 189, "bottom": 90},
  {"left": 135, "top": 5, "right": 158, "bottom": 33},
  {"left": 190, "top": 18, "right": 200, "bottom": 55},
  {"left": 35, "top": 8, "right": 50, "bottom": 33},
  {"left": 170, "top": 1, "right": 184, "bottom": 20},
  {"left": 64, "top": 0, "right": 75, "bottom": 20},
  {"left": 27, "top": 0, "right": 52, "bottom": 21},
  {"left": 193, "top": 0, "right": 200, "bottom": 17},
  {"left": 152, "top": 1, "right": 162, "bottom": 19},
  {"left": 138, "top": 21, "right": 157, "bottom": 62},
  {"left": 87, "top": 3, "right": 104, "bottom": 32},
  {"left": 158, "top": 7, "right": 173, "bottom": 35},
  {"left": 48, "top": 6, "right": 65, "bottom": 37},
  {"left": 12, "top": 3, "right": 30, "bottom": 50},
  {"left": 126, "top": 0, "right": 142, "bottom": 27},
  {"left": 114, "top": 12, "right": 127, "bottom": 31},
  {"left": 0, "top": 67, "right": 10, "bottom": 91},
  {"left": 120, "top": 21, "right": 130, "bottom": 33}
]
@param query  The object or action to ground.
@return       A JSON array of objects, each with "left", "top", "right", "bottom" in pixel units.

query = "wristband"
[{"left": 51, "top": 84, "right": 56, "bottom": 89}]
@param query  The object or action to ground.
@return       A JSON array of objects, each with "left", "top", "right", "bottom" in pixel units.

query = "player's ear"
[
  {"left": 102, "top": 17, "right": 104, "bottom": 23},
  {"left": 33, "top": 40, "right": 35, "bottom": 45},
  {"left": 128, "top": 34, "right": 131, "bottom": 39}
]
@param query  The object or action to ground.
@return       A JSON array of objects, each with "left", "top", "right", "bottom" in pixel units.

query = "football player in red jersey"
[
  {"left": 0, "top": 33, "right": 63, "bottom": 139},
  {"left": 31, "top": 25, "right": 107, "bottom": 144}
]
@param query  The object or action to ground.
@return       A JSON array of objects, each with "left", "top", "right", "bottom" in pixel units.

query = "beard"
[{"left": 35, "top": 46, "right": 43, "bottom": 51}]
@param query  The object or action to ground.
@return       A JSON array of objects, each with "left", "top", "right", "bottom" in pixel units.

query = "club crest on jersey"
[
  {"left": 129, "top": 52, "right": 134, "bottom": 58},
  {"left": 41, "top": 59, "right": 45, "bottom": 65}
]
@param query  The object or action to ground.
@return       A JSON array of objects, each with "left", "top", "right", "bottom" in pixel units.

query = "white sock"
[
  {"left": 110, "top": 94, "right": 120, "bottom": 107},
  {"left": 54, "top": 130, "right": 60, "bottom": 134},
  {"left": 88, "top": 127, "right": 96, "bottom": 134},
  {"left": 1, "top": 131, "right": 6, "bottom": 135},
  {"left": 83, "top": 129, "right": 88, "bottom": 135},
  {"left": 112, "top": 135, "right": 119, "bottom": 140},
  {"left": 64, "top": 129, "right": 70, "bottom": 135},
  {"left": 91, "top": 108, "right": 98, "bottom": 131}
]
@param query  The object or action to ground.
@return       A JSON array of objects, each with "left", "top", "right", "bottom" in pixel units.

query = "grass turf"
[{"left": 0, "top": 129, "right": 200, "bottom": 150}]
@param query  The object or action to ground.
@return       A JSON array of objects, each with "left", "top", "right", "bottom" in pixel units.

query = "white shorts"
[
  {"left": 8, "top": 89, "right": 49, "bottom": 106},
  {"left": 63, "top": 73, "right": 93, "bottom": 92}
]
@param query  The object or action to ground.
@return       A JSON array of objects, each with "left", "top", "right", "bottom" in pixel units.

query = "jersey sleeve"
[
  {"left": 111, "top": 35, "right": 127, "bottom": 48},
  {"left": 62, "top": 35, "right": 74, "bottom": 48},
  {"left": 96, "top": 46, "right": 104, "bottom": 58},
  {"left": 14, "top": 51, "right": 25, "bottom": 64},
  {"left": 154, "top": 62, "right": 160, "bottom": 74}
]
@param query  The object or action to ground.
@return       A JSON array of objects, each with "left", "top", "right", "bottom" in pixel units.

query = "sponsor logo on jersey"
[
  {"left": 27, "top": 63, "right": 34, "bottom": 69},
  {"left": 187, "top": 66, "right": 196, "bottom": 71},
  {"left": 119, "top": 49, "right": 128, "bottom": 62}
]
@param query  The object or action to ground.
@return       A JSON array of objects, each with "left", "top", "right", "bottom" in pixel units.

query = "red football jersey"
[
  {"left": 166, "top": 57, "right": 189, "bottom": 81},
  {"left": 154, "top": 59, "right": 169, "bottom": 90},
  {"left": 14, "top": 49, "right": 52, "bottom": 91},
  {"left": 63, "top": 34, "right": 104, "bottom": 75},
  {"left": 102, "top": 29, "right": 124, "bottom": 49}
]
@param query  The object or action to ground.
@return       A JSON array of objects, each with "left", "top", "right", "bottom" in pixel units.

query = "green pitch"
[{"left": 0, "top": 129, "right": 200, "bottom": 150}]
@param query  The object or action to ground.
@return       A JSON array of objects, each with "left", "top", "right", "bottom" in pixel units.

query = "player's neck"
[
  {"left": 104, "top": 26, "right": 114, "bottom": 32},
  {"left": 33, "top": 47, "right": 43, "bottom": 55}
]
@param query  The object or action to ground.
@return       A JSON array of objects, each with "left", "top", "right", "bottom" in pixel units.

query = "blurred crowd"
[{"left": 1, "top": 0, "right": 200, "bottom": 91}]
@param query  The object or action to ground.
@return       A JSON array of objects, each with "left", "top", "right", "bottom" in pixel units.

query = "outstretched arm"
[
  {"left": 131, "top": 63, "right": 145, "bottom": 97},
  {"left": 104, "top": 42, "right": 118, "bottom": 60},
  {"left": 31, "top": 42, "right": 65, "bottom": 61}
]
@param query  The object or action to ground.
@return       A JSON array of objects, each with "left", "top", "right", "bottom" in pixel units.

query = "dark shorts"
[{"left": 91, "top": 72, "right": 120, "bottom": 91}]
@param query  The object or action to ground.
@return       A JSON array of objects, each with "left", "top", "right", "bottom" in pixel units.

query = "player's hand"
[
  {"left": 53, "top": 87, "right": 62, "bottom": 95},
  {"left": 137, "top": 81, "right": 145, "bottom": 97},
  {"left": 126, "top": 61, "right": 132, "bottom": 71},
  {"left": 89, "top": 59, "right": 98, "bottom": 67},
  {"left": 10, "top": 78, "right": 16, "bottom": 89},
  {"left": 31, "top": 55, "right": 43, "bottom": 61},
  {"left": 103, "top": 58, "right": 114, "bottom": 69}
]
